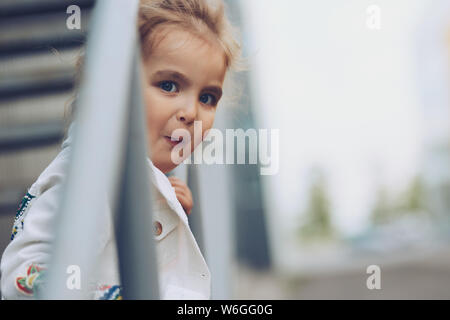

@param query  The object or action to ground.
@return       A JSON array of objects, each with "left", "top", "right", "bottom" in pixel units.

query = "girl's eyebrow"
[
  {"left": 204, "top": 86, "right": 223, "bottom": 99},
  {"left": 152, "top": 70, "right": 191, "bottom": 85}
]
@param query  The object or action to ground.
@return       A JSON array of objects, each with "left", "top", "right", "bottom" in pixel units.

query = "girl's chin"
[
  {"left": 151, "top": 156, "right": 184, "bottom": 174},
  {"left": 150, "top": 145, "right": 194, "bottom": 172},
  {"left": 152, "top": 161, "right": 175, "bottom": 174}
]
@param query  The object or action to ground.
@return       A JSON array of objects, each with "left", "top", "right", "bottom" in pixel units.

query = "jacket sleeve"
[{"left": 0, "top": 151, "right": 68, "bottom": 300}]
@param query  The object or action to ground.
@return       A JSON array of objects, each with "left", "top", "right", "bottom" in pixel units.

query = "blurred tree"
[
  {"left": 370, "top": 185, "right": 393, "bottom": 225},
  {"left": 370, "top": 175, "right": 429, "bottom": 226},
  {"left": 298, "top": 168, "right": 335, "bottom": 242},
  {"left": 398, "top": 175, "right": 428, "bottom": 213}
]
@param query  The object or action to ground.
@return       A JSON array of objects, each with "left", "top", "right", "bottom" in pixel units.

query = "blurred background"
[{"left": 1, "top": 0, "right": 449, "bottom": 299}]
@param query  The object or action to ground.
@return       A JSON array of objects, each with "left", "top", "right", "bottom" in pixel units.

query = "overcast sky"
[{"left": 239, "top": 0, "right": 431, "bottom": 236}]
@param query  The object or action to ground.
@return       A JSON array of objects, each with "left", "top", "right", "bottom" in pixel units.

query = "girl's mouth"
[{"left": 164, "top": 136, "right": 183, "bottom": 147}]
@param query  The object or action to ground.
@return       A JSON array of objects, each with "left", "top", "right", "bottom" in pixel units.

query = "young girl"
[{"left": 0, "top": 0, "right": 240, "bottom": 300}]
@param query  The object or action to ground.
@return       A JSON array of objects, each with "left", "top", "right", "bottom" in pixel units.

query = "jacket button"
[{"left": 154, "top": 221, "right": 163, "bottom": 236}]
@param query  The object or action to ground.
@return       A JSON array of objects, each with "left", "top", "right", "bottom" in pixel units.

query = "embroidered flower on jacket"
[
  {"left": 15, "top": 264, "right": 45, "bottom": 296},
  {"left": 95, "top": 284, "right": 123, "bottom": 300},
  {"left": 10, "top": 192, "right": 36, "bottom": 241}
]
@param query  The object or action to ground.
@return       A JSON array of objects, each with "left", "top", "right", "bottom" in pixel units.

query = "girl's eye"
[
  {"left": 199, "top": 94, "right": 216, "bottom": 106},
  {"left": 159, "top": 81, "right": 178, "bottom": 93}
]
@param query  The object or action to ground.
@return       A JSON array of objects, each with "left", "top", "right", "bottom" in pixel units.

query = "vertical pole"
[
  {"left": 195, "top": 112, "right": 234, "bottom": 299},
  {"left": 115, "top": 50, "right": 159, "bottom": 300},
  {"left": 187, "top": 164, "right": 206, "bottom": 255},
  {"left": 40, "top": 0, "right": 144, "bottom": 299}
]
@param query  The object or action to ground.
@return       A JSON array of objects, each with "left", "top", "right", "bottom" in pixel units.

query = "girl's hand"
[{"left": 168, "top": 176, "right": 193, "bottom": 216}]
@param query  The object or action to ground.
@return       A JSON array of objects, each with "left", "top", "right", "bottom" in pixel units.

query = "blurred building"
[{"left": 417, "top": 0, "right": 450, "bottom": 226}]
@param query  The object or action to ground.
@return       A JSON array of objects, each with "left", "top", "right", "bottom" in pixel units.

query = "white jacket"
[{"left": 0, "top": 128, "right": 211, "bottom": 300}]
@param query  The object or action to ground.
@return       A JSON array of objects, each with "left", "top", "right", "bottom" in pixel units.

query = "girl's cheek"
[{"left": 201, "top": 118, "right": 216, "bottom": 140}]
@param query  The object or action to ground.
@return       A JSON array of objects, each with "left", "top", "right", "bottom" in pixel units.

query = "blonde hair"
[
  {"left": 138, "top": 0, "right": 240, "bottom": 70},
  {"left": 63, "top": 0, "right": 241, "bottom": 140}
]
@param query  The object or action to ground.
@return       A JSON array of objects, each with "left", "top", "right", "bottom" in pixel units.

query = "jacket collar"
[
  {"left": 62, "top": 122, "right": 188, "bottom": 224},
  {"left": 146, "top": 158, "right": 189, "bottom": 225}
]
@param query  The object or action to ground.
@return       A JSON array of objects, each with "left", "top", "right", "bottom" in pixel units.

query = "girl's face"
[{"left": 142, "top": 26, "right": 227, "bottom": 173}]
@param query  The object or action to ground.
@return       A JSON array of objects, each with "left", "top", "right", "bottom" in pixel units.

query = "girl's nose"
[{"left": 176, "top": 98, "right": 198, "bottom": 125}]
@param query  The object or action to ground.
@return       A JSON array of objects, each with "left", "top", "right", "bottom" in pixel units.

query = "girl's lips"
[{"left": 164, "top": 136, "right": 182, "bottom": 147}]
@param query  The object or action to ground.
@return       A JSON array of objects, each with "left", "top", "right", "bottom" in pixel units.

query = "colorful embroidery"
[
  {"left": 10, "top": 192, "right": 36, "bottom": 241},
  {"left": 15, "top": 264, "right": 45, "bottom": 296},
  {"left": 96, "top": 285, "right": 123, "bottom": 300}
]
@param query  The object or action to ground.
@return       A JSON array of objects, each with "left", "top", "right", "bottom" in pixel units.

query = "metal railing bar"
[
  {"left": 115, "top": 48, "right": 160, "bottom": 300},
  {"left": 40, "top": 0, "right": 143, "bottom": 299},
  {"left": 187, "top": 164, "right": 206, "bottom": 256}
]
